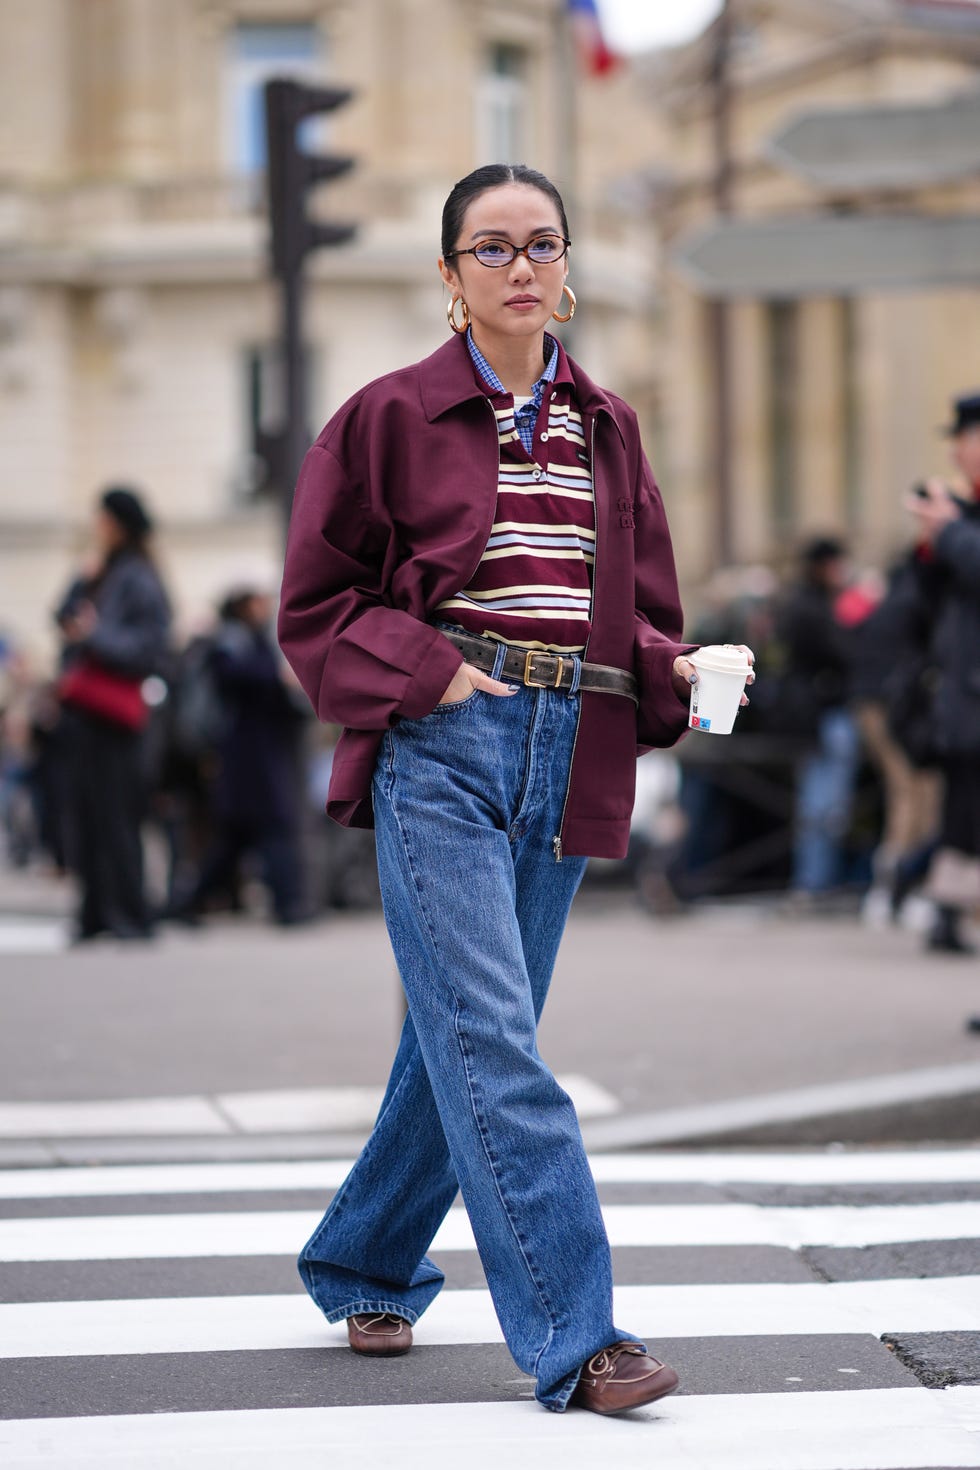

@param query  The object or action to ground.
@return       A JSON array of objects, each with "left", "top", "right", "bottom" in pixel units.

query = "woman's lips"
[{"left": 505, "top": 296, "right": 541, "bottom": 311}]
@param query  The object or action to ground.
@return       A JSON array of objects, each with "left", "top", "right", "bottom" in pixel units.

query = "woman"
[
  {"left": 279, "top": 164, "right": 751, "bottom": 1415},
  {"left": 56, "top": 486, "right": 171, "bottom": 940}
]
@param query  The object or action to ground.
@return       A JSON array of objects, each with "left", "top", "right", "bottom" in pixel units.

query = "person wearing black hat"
[
  {"left": 54, "top": 485, "right": 172, "bottom": 941},
  {"left": 904, "top": 391, "right": 980, "bottom": 961}
]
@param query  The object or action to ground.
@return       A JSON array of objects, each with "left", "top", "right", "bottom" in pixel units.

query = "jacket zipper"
[{"left": 554, "top": 412, "right": 599, "bottom": 862}]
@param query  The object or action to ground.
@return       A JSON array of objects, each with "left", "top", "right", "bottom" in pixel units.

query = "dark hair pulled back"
[{"left": 441, "top": 164, "right": 570, "bottom": 259}]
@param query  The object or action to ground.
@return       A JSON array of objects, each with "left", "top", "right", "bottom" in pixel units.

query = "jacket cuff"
[
  {"left": 398, "top": 626, "right": 466, "bottom": 719},
  {"left": 636, "top": 638, "right": 698, "bottom": 746}
]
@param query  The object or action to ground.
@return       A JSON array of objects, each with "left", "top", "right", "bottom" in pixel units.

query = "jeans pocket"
[{"left": 419, "top": 687, "right": 484, "bottom": 717}]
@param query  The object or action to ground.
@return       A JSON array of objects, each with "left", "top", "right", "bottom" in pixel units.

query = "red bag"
[{"left": 59, "top": 660, "right": 148, "bottom": 730}]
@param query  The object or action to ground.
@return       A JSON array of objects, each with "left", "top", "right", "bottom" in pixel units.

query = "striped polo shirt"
[{"left": 436, "top": 332, "right": 596, "bottom": 654}]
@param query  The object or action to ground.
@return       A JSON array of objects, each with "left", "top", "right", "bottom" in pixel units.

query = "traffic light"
[
  {"left": 262, "top": 77, "right": 357, "bottom": 531},
  {"left": 264, "top": 78, "right": 356, "bottom": 279}
]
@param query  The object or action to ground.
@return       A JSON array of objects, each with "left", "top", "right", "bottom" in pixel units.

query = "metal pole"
[
  {"left": 554, "top": 1, "right": 580, "bottom": 356},
  {"left": 708, "top": 0, "right": 734, "bottom": 568},
  {"left": 279, "top": 266, "right": 308, "bottom": 539}
]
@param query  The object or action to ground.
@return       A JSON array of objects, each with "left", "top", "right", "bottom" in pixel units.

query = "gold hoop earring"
[
  {"left": 552, "top": 285, "right": 576, "bottom": 323},
  {"left": 447, "top": 296, "right": 470, "bottom": 334}
]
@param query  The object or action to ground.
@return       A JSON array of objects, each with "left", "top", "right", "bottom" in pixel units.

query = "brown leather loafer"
[
  {"left": 571, "top": 1342, "right": 679, "bottom": 1415},
  {"left": 346, "top": 1312, "right": 413, "bottom": 1356}
]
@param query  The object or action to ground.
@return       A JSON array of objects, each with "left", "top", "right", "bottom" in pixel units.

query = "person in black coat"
[
  {"left": 55, "top": 486, "right": 172, "bottom": 940},
  {"left": 905, "top": 392, "right": 980, "bottom": 957},
  {"left": 167, "top": 587, "right": 308, "bottom": 925}
]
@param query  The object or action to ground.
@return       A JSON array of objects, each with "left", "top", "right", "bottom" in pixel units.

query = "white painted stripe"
[
  {"left": 1, "top": 1200, "right": 978, "bottom": 1263},
  {"left": 0, "top": 1075, "right": 619, "bottom": 1141},
  {"left": 0, "top": 1147, "right": 977, "bottom": 1202},
  {"left": 1, "top": 1388, "right": 978, "bottom": 1469},
  {"left": 3, "top": 1277, "right": 979, "bottom": 1359},
  {"left": 0, "top": 1098, "right": 230, "bottom": 1138},
  {"left": 0, "top": 920, "right": 67, "bottom": 954},
  {"left": 587, "top": 1147, "right": 980, "bottom": 1185},
  {"left": 0, "top": 1159, "right": 358, "bottom": 1199}
]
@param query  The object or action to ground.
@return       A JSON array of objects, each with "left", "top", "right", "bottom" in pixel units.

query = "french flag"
[{"left": 567, "top": 0, "right": 619, "bottom": 77}]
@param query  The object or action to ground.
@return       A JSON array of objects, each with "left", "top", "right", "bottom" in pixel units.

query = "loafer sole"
[{"left": 349, "top": 1341, "right": 412, "bottom": 1357}]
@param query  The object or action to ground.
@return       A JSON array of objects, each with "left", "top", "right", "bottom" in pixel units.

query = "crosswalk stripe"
[
  {"left": 2, "top": 1276, "right": 978, "bottom": 1359},
  {"left": 0, "top": 1199, "right": 977, "bottom": 1262},
  {"left": 2, "top": 1148, "right": 980, "bottom": 1199},
  {"left": 1, "top": 1388, "right": 979, "bottom": 1469}
]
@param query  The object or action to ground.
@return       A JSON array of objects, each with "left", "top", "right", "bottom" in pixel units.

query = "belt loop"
[
  {"left": 568, "top": 654, "right": 583, "bottom": 696},
  {"left": 491, "top": 640, "right": 509, "bottom": 681}
]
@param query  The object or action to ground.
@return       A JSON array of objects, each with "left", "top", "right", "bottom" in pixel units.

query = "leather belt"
[{"left": 440, "top": 629, "right": 638, "bottom": 705}]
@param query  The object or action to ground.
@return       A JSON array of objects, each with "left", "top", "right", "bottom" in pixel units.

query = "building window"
[
  {"left": 476, "top": 43, "right": 529, "bottom": 163},
  {"left": 768, "top": 301, "right": 798, "bottom": 532},
  {"left": 226, "top": 23, "right": 321, "bottom": 176}
]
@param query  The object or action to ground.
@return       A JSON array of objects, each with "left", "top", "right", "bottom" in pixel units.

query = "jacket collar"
[{"left": 417, "top": 332, "right": 624, "bottom": 445}]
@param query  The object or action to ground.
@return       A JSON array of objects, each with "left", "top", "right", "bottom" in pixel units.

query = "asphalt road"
[{"left": 0, "top": 890, "right": 978, "bottom": 1147}]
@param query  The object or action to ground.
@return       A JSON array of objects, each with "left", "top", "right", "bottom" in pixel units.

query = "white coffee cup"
[{"left": 688, "top": 644, "right": 751, "bottom": 735}]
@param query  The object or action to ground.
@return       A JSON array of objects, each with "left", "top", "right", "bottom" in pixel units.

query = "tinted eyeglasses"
[{"left": 445, "top": 234, "right": 571, "bottom": 269}]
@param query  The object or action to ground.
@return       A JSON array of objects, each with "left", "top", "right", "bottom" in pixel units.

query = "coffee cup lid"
[{"left": 690, "top": 643, "right": 751, "bottom": 676}]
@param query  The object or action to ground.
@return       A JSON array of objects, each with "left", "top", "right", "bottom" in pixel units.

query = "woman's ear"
[{"left": 438, "top": 258, "right": 457, "bottom": 292}]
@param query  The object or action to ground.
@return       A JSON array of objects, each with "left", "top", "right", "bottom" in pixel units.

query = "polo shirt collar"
[{"left": 417, "top": 332, "right": 616, "bottom": 434}]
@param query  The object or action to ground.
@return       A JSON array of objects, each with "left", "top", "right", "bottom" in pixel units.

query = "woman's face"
[
  {"left": 94, "top": 508, "right": 126, "bottom": 555},
  {"left": 439, "top": 184, "right": 568, "bottom": 345}
]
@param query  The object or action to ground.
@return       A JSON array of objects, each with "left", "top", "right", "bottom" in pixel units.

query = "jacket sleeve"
[
  {"left": 278, "top": 441, "right": 463, "bottom": 730},
  {"left": 632, "top": 447, "right": 697, "bottom": 748},
  {"left": 82, "top": 562, "right": 171, "bottom": 679},
  {"left": 933, "top": 516, "right": 980, "bottom": 599}
]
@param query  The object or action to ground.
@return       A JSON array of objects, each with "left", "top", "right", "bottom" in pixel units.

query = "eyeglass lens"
[{"left": 474, "top": 236, "right": 565, "bottom": 266}]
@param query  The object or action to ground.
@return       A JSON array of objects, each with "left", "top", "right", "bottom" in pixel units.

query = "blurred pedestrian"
[
  {"left": 776, "top": 536, "right": 861, "bottom": 897},
  {"left": 905, "top": 391, "right": 980, "bottom": 956},
  {"left": 165, "top": 586, "right": 307, "bottom": 926},
  {"left": 55, "top": 486, "right": 171, "bottom": 941},
  {"left": 279, "top": 163, "right": 752, "bottom": 1415},
  {"left": 851, "top": 559, "right": 941, "bottom": 924}
]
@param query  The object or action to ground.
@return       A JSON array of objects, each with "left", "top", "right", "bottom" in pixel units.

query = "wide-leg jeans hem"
[
  {"left": 538, "top": 1328, "right": 649, "bottom": 1413},
  {"left": 320, "top": 1299, "right": 419, "bottom": 1326}
]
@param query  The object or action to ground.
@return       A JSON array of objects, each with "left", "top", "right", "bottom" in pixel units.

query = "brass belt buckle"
[{"left": 523, "top": 650, "right": 564, "bottom": 689}]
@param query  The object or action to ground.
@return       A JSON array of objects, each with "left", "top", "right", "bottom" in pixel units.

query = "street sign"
[
  {"left": 670, "top": 214, "right": 980, "bottom": 298},
  {"left": 766, "top": 92, "right": 980, "bottom": 191}
]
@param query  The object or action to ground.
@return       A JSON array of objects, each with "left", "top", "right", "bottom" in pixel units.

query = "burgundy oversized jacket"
[{"left": 278, "top": 333, "right": 693, "bottom": 859}]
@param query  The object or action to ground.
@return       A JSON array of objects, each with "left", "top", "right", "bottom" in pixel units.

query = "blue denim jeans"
[
  {"left": 298, "top": 676, "right": 640, "bottom": 1410},
  {"left": 793, "top": 706, "right": 862, "bottom": 892}
]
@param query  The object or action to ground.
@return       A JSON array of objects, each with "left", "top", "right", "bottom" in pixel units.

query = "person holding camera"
[{"left": 904, "top": 392, "right": 980, "bottom": 959}]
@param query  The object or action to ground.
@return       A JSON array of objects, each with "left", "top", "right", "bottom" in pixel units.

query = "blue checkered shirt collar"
[
  {"left": 466, "top": 329, "right": 559, "bottom": 455},
  {"left": 466, "top": 328, "right": 559, "bottom": 398}
]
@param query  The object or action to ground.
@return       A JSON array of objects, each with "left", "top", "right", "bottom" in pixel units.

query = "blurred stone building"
[
  {"left": 0, "top": 0, "right": 655, "bottom": 658},
  {"left": 636, "top": 0, "right": 980, "bottom": 580},
  {"left": 4, "top": 0, "right": 979, "bottom": 661}
]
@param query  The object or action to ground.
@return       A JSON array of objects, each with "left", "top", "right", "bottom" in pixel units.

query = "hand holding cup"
[{"left": 677, "top": 644, "right": 755, "bottom": 734}]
